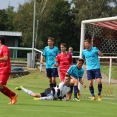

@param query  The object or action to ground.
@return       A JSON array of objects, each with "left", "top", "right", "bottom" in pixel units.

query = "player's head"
[
  {"left": 0, "top": 36, "right": 6, "bottom": 45},
  {"left": 60, "top": 43, "right": 67, "bottom": 52},
  {"left": 48, "top": 37, "right": 54, "bottom": 46},
  {"left": 84, "top": 39, "right": 92, "bottom": 49},
  {"left": 68, "top": 47, "right": 73, "bottom": 53},
  {"left": 76, "top": 58, "right": 84, "bottom": 68},
  {"left": 64, "top": 74, "right": 71, "bottom": 85}
]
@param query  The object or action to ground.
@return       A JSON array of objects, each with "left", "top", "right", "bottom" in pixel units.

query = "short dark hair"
[
  {"left": 60, "top": 43, "right": 67, "bottom": 48},
  {"left": 0, "top": 36, "right": 6, "bottom": 44},
  {"left": 65, "top": 74, "right": 71, "bottom": 79},
  {"left": 48, "top": 37, "right": 54, "bottom": 42},
  {"left": 77, "top": 58, "right": 84, "bottom": 64},
  {"left": 84, "top": 39, "right": 91, "bottom": 44}
]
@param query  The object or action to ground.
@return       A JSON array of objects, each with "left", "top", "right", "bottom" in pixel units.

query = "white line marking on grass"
[
  {"left": 102, "top": 101, "right": 117, "bottom": 105},
  {"left": 15, "top": 109, "right": 86, "bottom": 114}
]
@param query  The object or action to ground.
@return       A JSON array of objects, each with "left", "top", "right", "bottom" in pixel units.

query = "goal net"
[{"left": 80, "top": 17, "right": 117, "bottom": 100}]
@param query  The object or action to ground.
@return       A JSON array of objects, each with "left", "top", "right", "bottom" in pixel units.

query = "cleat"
[
  {"left": 91, "top": 96, "right": 96, "bottom": 101},
  {"left": 11, "top": 94, "right": 18, "bottom": 104},
  {"left": 15, "top": 86, "right": 23, "bottom": 90},
  {"left": 77, "top": 92, "right": 80, "bottom": 98},
  {"left": 73, "top": 97, "right": 80, "bottom": 101},
  {"left": 34, "top": 97, "right": 40, "bottom": 101},
  {"left": 8, "top": 100, "right": 12, "bottom": 105},
  {"left": 98, "top": 95, "right": 102, "bottom": 101}
]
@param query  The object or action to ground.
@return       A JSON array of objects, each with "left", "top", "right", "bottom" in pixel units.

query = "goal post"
[{"left": 80, "top": 16, "right": 117, "bottom": 99}]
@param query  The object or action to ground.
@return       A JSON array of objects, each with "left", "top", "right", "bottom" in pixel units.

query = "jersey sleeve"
[
  {"left": 95, "top": 47, "right": 99, "bottom": 53},
  {"left": 42, "top": 47, "right": 46, "bottom": 56},
  {"left": 82, "top": 51, "right": 85, "bottom": 59},
  {"left": 3, "top": 46, "right": 9, "bottom": 56}
]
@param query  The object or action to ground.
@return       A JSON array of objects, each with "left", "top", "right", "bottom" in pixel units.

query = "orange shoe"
[
  {"left": 8, "top": 100, "right": 12, "bottom": 105},
  {"left": 11, "top": 94, "right": 18, "bottom": 104}
]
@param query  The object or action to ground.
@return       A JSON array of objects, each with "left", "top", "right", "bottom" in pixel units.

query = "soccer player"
[
  {"left": 68, "top": 47, "right": 76, "bottom": 64},
  {"left": 0, "top": 36, "right": 18, "bottom": 104},
  {"left": 82, "top": 39, "right": 103, "bottom": 101},
  {"left": 15, "top": 74, "right": 71, "bottom": 101},
  {"left": 54, "top": 43, "right": 73, "bottom": 82},
  {"left": 67, "top": 58, "right": 86, "bottom": 101},
  {"left": 40, "top": 37, "right": 59, "bottom": 88}
]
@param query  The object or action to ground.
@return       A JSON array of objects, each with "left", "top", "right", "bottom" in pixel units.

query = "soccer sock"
[
  {"left": 21, "top": 87, "right": 33, "bottom": 95},
  {"left": 89, "top": 86, "right": 95, "bottom": 97},
  {"left": 53, "top": 83, "right": 56, "bottom": 87},
  {"left": 98, "top": 84, "right": 102, "bottom": 95},
  {"left": 50, "top": 84, "right": 53, "bottom": 88},
  {"left": 74, "top": 86, "right": 78, "bottom": 98},
  {"left": 1, "top": 86, "right": 16, "bottom": 99}
]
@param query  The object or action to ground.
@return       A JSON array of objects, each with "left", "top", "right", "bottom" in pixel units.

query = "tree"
[{"left": 72, "top": 0, "right": 117, "bottom": 26}]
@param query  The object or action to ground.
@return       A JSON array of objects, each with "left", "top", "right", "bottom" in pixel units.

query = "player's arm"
[
  {"left": 98, "top": 51, "right": 103, "bottom": 57},
  {"left": 79, "top": 78, "right": 86, "bottom": 88},
  {"left": 0, "top": 55, "right": 8, "bottom": 61},
  {"left": 40, "top": 55, "right": 45, "bottom": 64},
  {"left": 53, "top": 55, "right": 60, "bottom": 67},
  {"left": 40, "top": 48, "right": 46, "bottom": 64}
]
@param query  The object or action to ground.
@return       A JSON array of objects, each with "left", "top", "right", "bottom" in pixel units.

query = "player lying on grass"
[{"left": 15, "top": 74, "right": 72, "bottom": 101}]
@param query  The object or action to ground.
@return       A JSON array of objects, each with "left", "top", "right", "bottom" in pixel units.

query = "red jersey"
[
  {"left": 0, "top": 45, "right": 11, "bottom": 73},
  {"left": 56, "top": 52, "right": 73, "bottom": 72}
]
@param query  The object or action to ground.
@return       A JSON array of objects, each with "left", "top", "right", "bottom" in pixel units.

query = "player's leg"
[
  {"left": 52, "top": 68, "right": 59, "bottom": 87},
  {"left": 0, "top": 73, "right": 18, "bottom": 104},
  {"left": 87, "top": 70, "right": 96, "bottom": 100},
  {"left": 34, "top": 88, "right": 54, "bottom": 100},
  {"left": 95, "top": 69, "right": 102, "bottom": 101},
  {"left": 15, "top": 86, "right": 41, "bottom": 97},
  {"left": 71, "top": 78, "right": 80, "bottom": 101},
  {"left": 59, "top": 71, "right": 65, "bottom": 82},
  {"left": 46, "top": 68, "right": 53, "bottom": 87}
]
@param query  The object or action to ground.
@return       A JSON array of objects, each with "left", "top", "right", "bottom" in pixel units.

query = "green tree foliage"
[
  {"left": 37, "top": 0, "right": 80, "bottom": 50},
  {"left": 13, "top": 2, "right": 34, "bottom": 47},
  {"left": 0, "top": 6, "right": 15, "bottom": 31},
  {"left": 14, "top": 0, "right": 80, "bottom": 50},
  {"left": 72, "top": 0, "right": 117, "bottom": 26},
  {"left": 0, "top": 9, "right": 8, "bottom": 30}
]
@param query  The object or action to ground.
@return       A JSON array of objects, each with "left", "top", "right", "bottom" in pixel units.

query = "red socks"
[{"left": 1, "top": 86, "right": 16, "bottom": 99}]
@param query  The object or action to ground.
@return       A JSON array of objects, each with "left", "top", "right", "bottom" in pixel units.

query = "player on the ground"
[
  {"left": 67, "top": 58, "right": 86, "bottom": 101},
  {"left": 0, "top": 36, "right": 18, "bottom": 105},
  {"left": 40, "top": 37, "right": 59, "bottom": 88},
  {"left": 82, "top": 39, "right": 103, "bottom": 101},
  {"left": 15, "top": 74, "right": 71, "bottom": 101},
  {"left": 54, "top": 43, "right": 73, "bottom": 82}
]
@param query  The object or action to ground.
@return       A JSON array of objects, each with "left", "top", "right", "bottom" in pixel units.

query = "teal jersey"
[
  {"left": 42, "top": 46, "right": 59, "bottom": 68},
  {"left": 82, "top": 47, "right": 100, "bottom": 70},
  {"left": 67, "top": 65, "right": 84, "bottom": 79}
]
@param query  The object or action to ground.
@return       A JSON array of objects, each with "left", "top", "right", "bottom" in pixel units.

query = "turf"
[{"left": 0, "top": 69, "right": 117, "bottom": 117}]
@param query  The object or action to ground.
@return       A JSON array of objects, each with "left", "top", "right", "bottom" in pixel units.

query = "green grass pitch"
[{"left": 0, "top": 69, "right": 117, "bottom": 117}]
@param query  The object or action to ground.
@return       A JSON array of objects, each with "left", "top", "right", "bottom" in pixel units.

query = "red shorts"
[
  {"left": 0, "top": 73, "right": 10, "bottom": 85},
  {"left": 59, "top": 72, "right": 66, "bottom": 82}
]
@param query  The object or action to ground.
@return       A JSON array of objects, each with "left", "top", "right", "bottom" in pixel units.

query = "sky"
[
  {"left": 0, "top": 0, "right": 115, "bottom": 11},
  {"left": 0, "top": 0, "right": 28, "bottom": 11}
]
